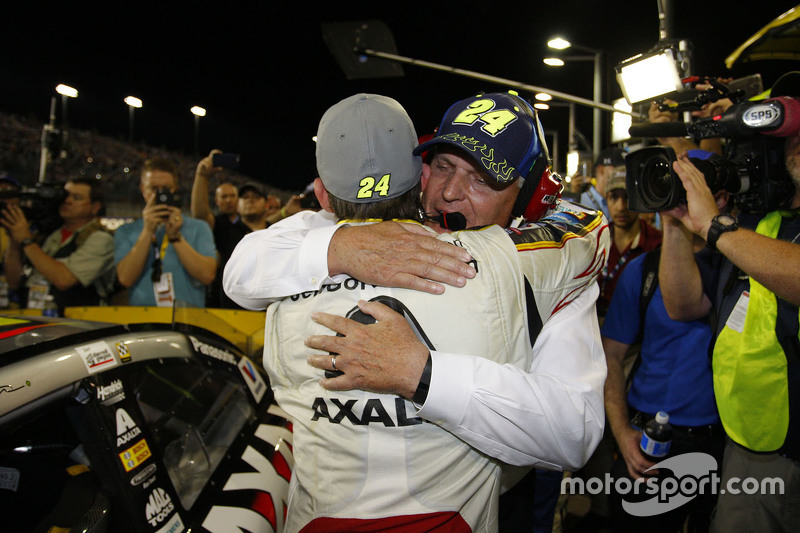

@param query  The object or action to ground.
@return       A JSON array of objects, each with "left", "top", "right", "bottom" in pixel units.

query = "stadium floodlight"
[
  {"left": 124, "top": 96, "right": 142, "bottom": 143},
  {"left": 543, "top": 57, "right": 565, "bottom": 67},
  {"left": 543, "top": 38, "right": 604, "bottom": 158},
  {"left": 55, "top": 84, "right": 78, "bottom": 98},
  {"left": 547, "top": 37, "right": 571, "bottom": 50},
  {"left": 191, "top": 106, "right": 206, "bottom": 156},
  {"left": 124, "top": 96, "right": 142, "bottom": 108}
]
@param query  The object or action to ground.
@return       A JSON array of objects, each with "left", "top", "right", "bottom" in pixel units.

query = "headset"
[{"left": 506, "top": 92, "right": 564, "bottom": 223}]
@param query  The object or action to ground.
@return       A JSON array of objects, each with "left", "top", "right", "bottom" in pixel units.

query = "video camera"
[
  {"left": 626, "top": 93, "right": 800, "bottom": 213},
  {"left": 0, "top": 183, "right": 68, "bottom": 234}
]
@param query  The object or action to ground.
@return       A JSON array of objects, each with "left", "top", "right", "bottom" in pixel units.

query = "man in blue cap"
[
  {"left": 253, "top": 94, "right": 607, "bottom": 521},
  {"left": 226, "top": 91, "right": 609, "bottom": 530}
]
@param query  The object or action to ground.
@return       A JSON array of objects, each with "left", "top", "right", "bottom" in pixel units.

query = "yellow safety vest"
[{"left": 713, "top": 210, "right": 799, "bottom": 452}]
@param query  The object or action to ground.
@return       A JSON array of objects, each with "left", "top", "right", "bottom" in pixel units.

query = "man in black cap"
[
  {"left": 580, "top": 147, "right": 627, "bottom": 220},
  {"left": 237, "top": 182, "right": 278, "bottom": 232}
]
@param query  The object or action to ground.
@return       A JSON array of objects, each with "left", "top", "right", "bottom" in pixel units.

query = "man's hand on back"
[
  {"left": 328, "top": 221, "right": 477, "bottom": 295},
  {"left": 305, "top": 299, "right": 430, "bottom": 400}
]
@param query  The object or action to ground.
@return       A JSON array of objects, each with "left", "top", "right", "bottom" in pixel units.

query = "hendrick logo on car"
[{"left": 97, "top": 379, "right": 125, "bottom": 405}]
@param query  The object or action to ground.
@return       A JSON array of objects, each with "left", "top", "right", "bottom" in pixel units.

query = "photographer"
[
  {"left": 115, "top": 157, "right": 217, "bottom": 307},
  {"left": 658, "top": 75, "right": 800, "bottom": 532},
  {"left": 0, "top": 176, "right": 21, "bottom": 307},
  {"left": 1, "top": 178, "right": 115, "bottom": 315}
]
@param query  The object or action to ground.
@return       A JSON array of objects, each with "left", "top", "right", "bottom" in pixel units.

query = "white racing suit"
[{"left": 261, "top": 206, "right": 608, "bottom": 532}]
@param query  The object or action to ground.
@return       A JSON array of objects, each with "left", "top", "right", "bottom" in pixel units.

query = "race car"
[{"left": 0, "top": 313, "right": 293, "bottom": 533}]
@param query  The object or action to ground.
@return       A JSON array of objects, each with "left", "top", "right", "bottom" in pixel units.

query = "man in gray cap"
[
  {"left": 225, "top": 90, "right": 608, "bottom": 480},
  {"left": 258, "top": 93, "right": 607, "bottom": 531}
]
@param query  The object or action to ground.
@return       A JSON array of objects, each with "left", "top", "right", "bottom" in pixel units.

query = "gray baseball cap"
[{"left": 316, "top": 93, "right": 422, "bottom": 203}]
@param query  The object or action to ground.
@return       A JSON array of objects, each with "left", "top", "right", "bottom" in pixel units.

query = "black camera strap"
[{"left": 625, "top": 248, "right": 661, "bottom": 389}]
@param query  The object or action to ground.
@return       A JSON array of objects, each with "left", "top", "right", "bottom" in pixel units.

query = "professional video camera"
[
  {"left": 626, "top": 88, "right": 800, "bottom": 213},
  {"left": 652, "top": 74, "right": 765, "bottom": 115},
  {"left": 0, "top": 183, "right": 67, "bottom": 234}
]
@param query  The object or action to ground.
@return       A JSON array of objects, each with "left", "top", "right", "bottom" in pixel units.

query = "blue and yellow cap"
[{"left": 414, "top": 91, "right": 544, "bottom": 184}]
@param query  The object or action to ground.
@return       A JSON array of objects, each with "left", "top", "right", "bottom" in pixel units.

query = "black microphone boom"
[
  {"left": 629, "top": 97, "right": 800, "bottom": 140},
  {"left": 629, "top": 121, "right": 689, "bottom": 139}
]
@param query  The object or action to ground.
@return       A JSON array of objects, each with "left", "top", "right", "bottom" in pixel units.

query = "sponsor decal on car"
[
  {"left": 76, "top": 340, "right": 118, "bottom": 374},
  {"left": 238, "top": 356, "right": 267, "bottom": 403},
  {"left": 115, "top": 341, "right": 132, "bottom": 363},
  {"left": 97, "top": 379, "right": 126, "bottom": 405},
  {"left": 120, "top": 438, "right": 153, "bottom": 472},
  {"left": 155, "top": 511, "right": 184, "bottom": 533},
  {"left": 130, "top": 463, "right": 158, "bottom": 487},
  {"left": 145, "top": 486, "right": 176, "bottom": 527},
  {"left": 116, "top": 407, "right": 143, "bottom": 447},
  {"left": 0, "top": 466, "right": 20, "bottom": 492},
  {"left": 188, "top": 335, "right": 237, "bottom": 365}
]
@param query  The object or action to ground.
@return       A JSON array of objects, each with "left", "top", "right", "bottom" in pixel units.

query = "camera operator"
[
  {"left": 658, "top": 74, "right": 800, "bottom": 532},
  {"left": 647, "top": 78, "right": 734, "bottom": 157},
  {"left": 115, "top": 157, "right": 217, "bottom": 308},
  {"left": 0, "top": 176, "right": 21, "bottom": 259},
  {"left": 0, "top": 178, "right": 115, "bottom": 315}
]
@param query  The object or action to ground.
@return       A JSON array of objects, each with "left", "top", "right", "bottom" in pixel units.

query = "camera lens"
[
  {"left": 638, "top": 157, "right": 677, "bottom": 210},
  {"left": 643, "top": 159, "right": 673, "bottom": 196}
]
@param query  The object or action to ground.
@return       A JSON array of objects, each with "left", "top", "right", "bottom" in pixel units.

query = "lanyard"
[{"left": 151, "top": 233, "right": 170, "bottom": 282}]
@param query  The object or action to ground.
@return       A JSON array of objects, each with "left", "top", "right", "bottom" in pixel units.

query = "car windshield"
[{"left": 132, "top": 359, "right": 254, "bottom": 509}]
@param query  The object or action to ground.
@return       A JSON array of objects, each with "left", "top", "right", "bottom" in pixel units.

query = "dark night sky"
[{"left": 2, "top": 1, "right": 797, "bottom": 193}]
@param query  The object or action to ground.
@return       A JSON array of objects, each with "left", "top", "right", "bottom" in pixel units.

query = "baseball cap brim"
[
  {"left": 413, "top": 135, "right": 524, "bottom": 184},
  {"left": 238, "top": 183, "right": 266, "bottom": 197}
]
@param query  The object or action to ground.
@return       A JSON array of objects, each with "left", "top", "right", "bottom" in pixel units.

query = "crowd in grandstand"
[{"left": 0, "top": 110, "right": 294, "bottom": 218}]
